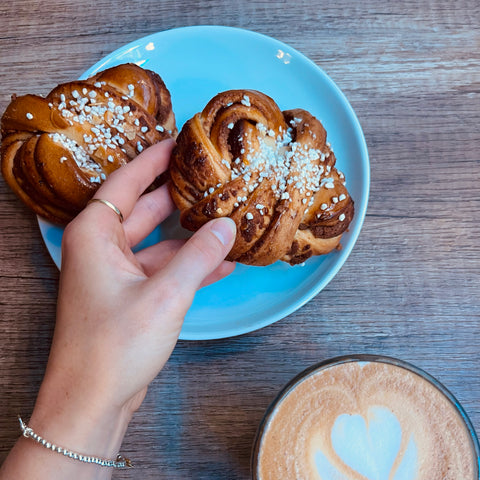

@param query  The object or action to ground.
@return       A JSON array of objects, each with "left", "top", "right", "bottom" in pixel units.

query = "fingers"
[
  {"left": 123, "top": 183, "right": 176, "bottom": 247},
  {"left": 89, "top": 139, "right": 175, "bottom": 221},
  {"left": 135, "top": 239, "right": 186, "bottom": 276},
  {"left": 199, "top": 260, "right": 236, "bottom": 288},
  {"left": 155, "top": 217, "right": 237, "bottom": 293},
  {"left": 135, "top": 238, "right": 236, "bottom": 287}
]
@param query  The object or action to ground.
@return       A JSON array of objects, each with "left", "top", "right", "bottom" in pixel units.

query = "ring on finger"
[{"left": 87, "top": 198, "right": 124, "bottom": 223}]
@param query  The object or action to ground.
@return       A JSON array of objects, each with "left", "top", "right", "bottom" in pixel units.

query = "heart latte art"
[
  {"left": 254, "top": 358, "right": 478, "bottom": 480},
  {"left": 315, "top": 406, "right": 418, "bottom": 480}
]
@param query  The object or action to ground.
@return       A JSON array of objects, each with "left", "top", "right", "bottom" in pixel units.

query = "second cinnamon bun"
[{"left": 169, "top": 89, "right": 354, "bottom": 266}]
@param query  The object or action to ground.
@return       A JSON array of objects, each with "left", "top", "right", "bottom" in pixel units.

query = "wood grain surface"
[{"left": 1, "top": 1, "right": 479, "bottom": 478}]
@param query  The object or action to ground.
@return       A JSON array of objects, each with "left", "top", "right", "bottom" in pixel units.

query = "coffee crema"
[{"left": 252, "top": 356, "right": 479, "bottom": 480}]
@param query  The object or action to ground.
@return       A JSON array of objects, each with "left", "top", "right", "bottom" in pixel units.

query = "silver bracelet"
[{"left": 18, "top": 417, "right": 132, "bottom": 468}]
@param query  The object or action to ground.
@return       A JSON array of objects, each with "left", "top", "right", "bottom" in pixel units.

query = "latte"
[{"left": 252, "top": 355, "right": 479, "bottom": 480}]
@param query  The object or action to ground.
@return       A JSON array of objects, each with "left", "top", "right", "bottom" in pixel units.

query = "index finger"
[{"left": 91, "top": 139, "right": 176, "bottom": 220}]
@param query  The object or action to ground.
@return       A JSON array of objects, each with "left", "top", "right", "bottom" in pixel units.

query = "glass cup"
[{"left": 252, "top": 354, "right": 480, "bottom": 480}]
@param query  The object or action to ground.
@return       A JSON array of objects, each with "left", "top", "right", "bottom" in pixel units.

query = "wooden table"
[{"left": 1, "top": 1, "right": 479, "bottom": 478}]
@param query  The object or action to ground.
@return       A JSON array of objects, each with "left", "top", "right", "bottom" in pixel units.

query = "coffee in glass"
[{"left": 252, "top": 355, "right": 479, "bottom": 480}]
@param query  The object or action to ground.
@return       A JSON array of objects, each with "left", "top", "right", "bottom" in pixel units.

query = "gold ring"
[{"left": 87, "top": 198, "right": 124, "bottom": 223}]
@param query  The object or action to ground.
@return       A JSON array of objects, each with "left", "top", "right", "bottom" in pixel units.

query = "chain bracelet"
[{"left": 18, "top": 417, "right": 133, "bottom": 468}]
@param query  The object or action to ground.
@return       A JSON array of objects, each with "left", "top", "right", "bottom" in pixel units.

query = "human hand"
[
  {"left": 3, "top": 139, "right": 236, "bottom": 478},
  {"left": 49, "top": 138, "right": 235, "bottom": 411}
]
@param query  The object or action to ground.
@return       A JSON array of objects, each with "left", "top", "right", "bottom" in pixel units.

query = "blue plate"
[{"left": 38, "top": 26, "right": 370, "bottom": 340}]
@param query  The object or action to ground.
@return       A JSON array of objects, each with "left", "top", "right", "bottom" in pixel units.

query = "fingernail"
[{"left": 210, "top": 218, "right": 236, "bottom": 246}]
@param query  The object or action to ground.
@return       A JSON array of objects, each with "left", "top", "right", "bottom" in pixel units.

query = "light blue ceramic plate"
[{"left": 38, "top": 26, "right": 370, "bottom": 340}]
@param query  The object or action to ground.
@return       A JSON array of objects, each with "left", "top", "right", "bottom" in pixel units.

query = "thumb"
[{"left": 161, "top": 217, "right": 236, "bottom": 293}]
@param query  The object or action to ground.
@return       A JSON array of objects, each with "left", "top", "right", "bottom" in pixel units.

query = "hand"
[
  {"left": 0, "top": 139, "right": 236, "bottom": 479},
  {"left": 52, "top": 138, "right": 236, "bottom": 411}
]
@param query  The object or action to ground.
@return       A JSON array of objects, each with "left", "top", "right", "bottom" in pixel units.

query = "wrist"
[
  {"left": 29, "top": 373, "right": 133, "bottom": 462},
  {"left": 0, "top": 372, "right": 134, "bottom": 479}
]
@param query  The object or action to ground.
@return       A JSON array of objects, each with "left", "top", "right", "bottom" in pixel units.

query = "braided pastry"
[
  {"left": 169, "top": 90, "right": 354, "bottom": 266},
  {"left": 1, "top": 63, "right": 176, "bottom": 224}
]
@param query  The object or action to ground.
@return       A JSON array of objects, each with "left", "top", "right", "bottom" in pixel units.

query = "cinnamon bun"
[
  {"left": 1, "top": 63, "right": 176, "bottom": 224},
  {"left": 169, "top": 89, "right": 353, "bottom": 266}
]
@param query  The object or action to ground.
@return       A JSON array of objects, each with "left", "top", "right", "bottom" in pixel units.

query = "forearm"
[{"left": 0, "top": 377, "right": 133, "bottom": 480}]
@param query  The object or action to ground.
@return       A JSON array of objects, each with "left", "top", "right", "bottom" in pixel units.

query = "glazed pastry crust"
[
  {"left": 1, "top": 63, "right": 176, "bottom": 224},
  {"left": 169, "top": 89, "right": 354, "bottom": 266}
]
